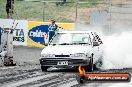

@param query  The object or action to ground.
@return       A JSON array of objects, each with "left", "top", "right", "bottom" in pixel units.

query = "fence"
[
  {"left": 1, "top": 0, "right": 109, "bottom": 22},
  {"left": 1, "top": 0, "right": 132, "bottom": 30}
]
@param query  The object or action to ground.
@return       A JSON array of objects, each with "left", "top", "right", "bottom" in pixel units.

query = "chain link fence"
[
  {"left": 1, "top": 0, "right": 132, "bottom": 28},
  {"left": 0, "top": 0, "right": 108, "bottom": 22}
]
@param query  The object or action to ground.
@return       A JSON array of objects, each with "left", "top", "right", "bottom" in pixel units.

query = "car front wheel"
[{"left": 41, "top": 66, "right": 49, "bottom": 72}]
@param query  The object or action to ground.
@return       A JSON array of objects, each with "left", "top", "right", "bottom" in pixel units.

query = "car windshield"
[{"left": 50, "top": 33, "right": 91, "bottom": 45}]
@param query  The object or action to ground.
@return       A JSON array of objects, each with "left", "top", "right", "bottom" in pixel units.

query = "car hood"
[{"left": 41, "top": 45, "right": 91, "bottom": 55}]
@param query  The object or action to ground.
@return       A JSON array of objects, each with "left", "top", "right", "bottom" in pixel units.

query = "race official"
[{"left": 48, "top": 19, "right": 63, "bottom": 41}]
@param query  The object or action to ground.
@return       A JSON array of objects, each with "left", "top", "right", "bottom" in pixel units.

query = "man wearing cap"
[{"left": 48, "top": 19, "right": 62, "bottom": 41}]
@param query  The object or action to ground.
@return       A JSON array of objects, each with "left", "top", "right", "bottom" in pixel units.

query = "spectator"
[
  {"left": 56, "top": 0, "right": 66, "bottom": 6},
  {"left": 6, "top": 0, "right": 14, "bottom": 18},
  {"left": 48, "top": 19, "right": 59, "bottom": 41}
]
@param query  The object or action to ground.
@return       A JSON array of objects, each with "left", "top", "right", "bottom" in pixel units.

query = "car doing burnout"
[{"left": 40, "top": 31, "right": 103, "bottom": 72}]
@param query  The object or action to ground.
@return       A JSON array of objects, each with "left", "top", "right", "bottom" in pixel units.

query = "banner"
[
  {"left": 0, "top": 19, "right": 28, "bottom": 46},
  {"left": 28, "top": 21, "right": 75, "bottom": 48},
  {"left": 0, "top": 19, "right": 75, "bottom": 48}
]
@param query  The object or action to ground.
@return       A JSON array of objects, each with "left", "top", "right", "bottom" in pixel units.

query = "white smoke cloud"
[
  {"left": 77, "top": 24, "right": 132, "bottom": 69},
  {"left": 102, "top": 31, "right": 132, "bottom": 69}
]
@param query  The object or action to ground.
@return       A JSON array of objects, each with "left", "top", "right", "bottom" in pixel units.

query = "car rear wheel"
[
  {"left": 88, "top": 56, "right": 93, "bottom": 72},
  {"left": 41, "top": 66, "right": 49, "bottom": 71},
  {"left": 84, "top": 55, "right": 93, "bottom": 72},
  {"left": 76, "top": 74, "right": 87, "bottom": 84},
  {"left": 94, "top": 59, "right": 103, "bottom": 70}
]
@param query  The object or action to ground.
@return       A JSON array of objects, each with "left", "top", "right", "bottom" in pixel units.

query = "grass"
[
  {"left": 0, "top": 0, "right": 102, "bottom": 22},
  {"left": 0, "top": 0, "right": 7, "bottom": 19}
]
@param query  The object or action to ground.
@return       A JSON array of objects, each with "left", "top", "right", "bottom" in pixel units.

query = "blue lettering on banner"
[
  {"left": 13, "top": 29, "right": 25, "bottom": 42},
  {"left": 28, "top": 25, "right": 49, "bottom": 45}
]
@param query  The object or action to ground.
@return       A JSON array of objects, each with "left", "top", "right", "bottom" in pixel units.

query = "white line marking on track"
[{"left": 0, "top": 66, "right": 17, "bottom": 70}]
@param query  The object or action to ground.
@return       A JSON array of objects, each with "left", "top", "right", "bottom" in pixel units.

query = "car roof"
[{"left": 58, "top": 31, "right": 96, "bottom": 34}]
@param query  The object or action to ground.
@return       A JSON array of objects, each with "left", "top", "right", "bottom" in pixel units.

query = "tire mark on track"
[
  {"left": 0, "top": 68, "right": 40, "bottom": 78},
  {"left": 48, "top": 73, "right": 77, "bottom": 87},
  {"left": 3, "top": 73, "right": 63, "bottom": 87},
  {"left": 19, "top": 75, "right": 63, "bottom": 87},
  {"left": 0, "top": 71, "right": 44, "bottom": 84},
  {"left": 57, "top": 80, "right": 78, "bottom": 87},
  {"left": 1, "top": 68, "right": 132, "bottom": 87},
  {"left": 47, "top": 78, "right": 76, "bottom": 87},
  {"left": 0, "top": 69, "right": 42, "bottom": 84},
  {"left": 18, "top": 73, "right": 76, "bottom": 87},
  {"left": 34, "top": 73, "right": 76, "bottom": 87}
]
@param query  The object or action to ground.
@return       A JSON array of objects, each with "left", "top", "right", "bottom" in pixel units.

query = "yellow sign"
[{"left": 28, "top": 21, "right": 75, "bottom": 48}]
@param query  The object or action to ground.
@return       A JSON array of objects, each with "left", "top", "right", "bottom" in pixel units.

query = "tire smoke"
[{"left": 102, "top": 31, "right": 132, "bottom": 69}]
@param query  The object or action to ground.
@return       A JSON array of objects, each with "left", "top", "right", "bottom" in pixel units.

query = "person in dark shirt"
[
  {"left": 6, "top": 0, "right": 14, "bottom": 18},
  {"left": 44, "top": 19, "right": 63, "bottom": 45}
]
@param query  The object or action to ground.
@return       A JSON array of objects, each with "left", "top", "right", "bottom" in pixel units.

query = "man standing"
[
  {"left": 44, "top": 19, "right": 63, "bottom": 45},
  {"left": 6, "top": 0, "right": 14, "bottom": 18},
  {"left": 48, "top": 19, "right": 59, "bottom": 41}
]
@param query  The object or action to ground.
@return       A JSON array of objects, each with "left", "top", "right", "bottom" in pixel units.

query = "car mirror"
[{"left": 93, "top": 42, "right": 99, "bottom": 46}]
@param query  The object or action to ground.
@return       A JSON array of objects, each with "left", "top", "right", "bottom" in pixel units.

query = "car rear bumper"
[{"left": 39, "top": 58, "right": 90, "bottom": 68}]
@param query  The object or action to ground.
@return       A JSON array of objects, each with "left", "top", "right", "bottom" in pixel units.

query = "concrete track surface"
[
  {"left": 0, "top": 47, "right": 131, "bottom": 87},
  {"left": 0, "top": 63, "right": 131, "bottom": 87}
]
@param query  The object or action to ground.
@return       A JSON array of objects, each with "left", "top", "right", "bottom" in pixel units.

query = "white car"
[{"left": 40, "top": 31, "right": 103, "bottom": 72}]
